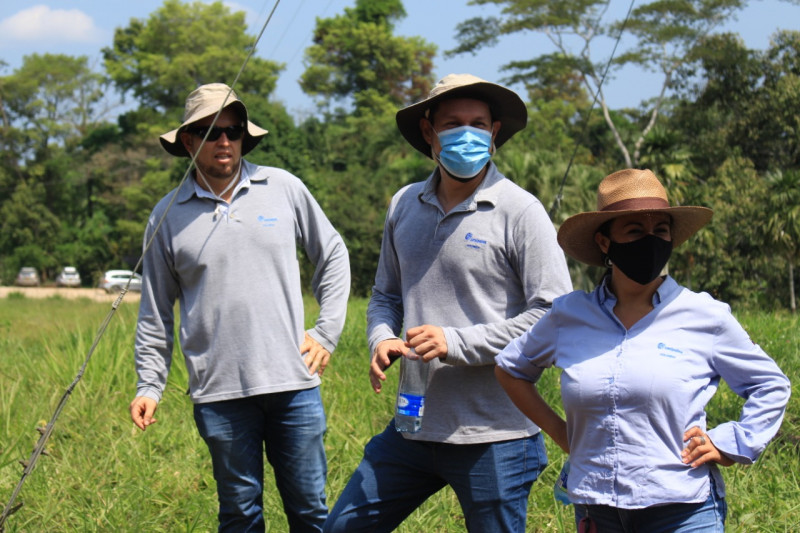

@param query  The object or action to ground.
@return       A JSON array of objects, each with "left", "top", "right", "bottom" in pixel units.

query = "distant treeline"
[{"left": 1, "top": 0, "right": 798, "bottom": 309}]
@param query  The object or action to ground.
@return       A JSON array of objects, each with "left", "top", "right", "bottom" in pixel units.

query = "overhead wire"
[
  {"left": 548, "top": 0, "right": 637, "bottom": 220},
  {"left": 0, "top": 0, "right": 282, "bottom": 529},
  {"left": 0, "top": 1, "right": 635, "bottom": 527}
]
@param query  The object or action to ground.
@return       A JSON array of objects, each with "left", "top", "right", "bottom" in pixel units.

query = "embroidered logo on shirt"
[
  {"left": 657, "top": 342, "right": 683, "bottom": 358},
  {"left": 257, "top": 215, "right": 277, "bottom": 227},
  {"left": 464, "top": 232, "right": 487, "bottom": 250}
]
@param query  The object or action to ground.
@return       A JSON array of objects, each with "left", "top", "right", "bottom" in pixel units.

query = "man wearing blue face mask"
[{"left": 324, "top": 74, "right": 573, "bottom": 532}]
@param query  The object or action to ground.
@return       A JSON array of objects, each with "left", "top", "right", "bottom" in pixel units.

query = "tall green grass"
[{"left": 0, "top": 296, "right": 797, "bottom": 531}]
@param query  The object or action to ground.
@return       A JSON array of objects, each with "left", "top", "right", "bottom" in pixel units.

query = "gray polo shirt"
[
  {"left": 368, "top": 162, "right": 572, "bottom": 444},
  {"left": 135, "top": 160, "right": 350, "bottom": 404}
]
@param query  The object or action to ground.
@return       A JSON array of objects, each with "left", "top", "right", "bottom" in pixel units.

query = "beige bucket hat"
[
  {"left": 557, "top": 169, "right": 713, "bottom": 267},
  {"left": 159, "top": 83, "right": 268, "bottom": 157},
  {"left": 396, "top": 73, "right": 527, "bottom": 158}
]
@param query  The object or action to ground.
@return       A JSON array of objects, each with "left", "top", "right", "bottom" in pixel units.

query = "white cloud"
[{"left": 0, "top": 5, "right": 102, "bottom": 43}]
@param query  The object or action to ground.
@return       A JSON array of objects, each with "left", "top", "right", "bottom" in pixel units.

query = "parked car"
[
  {"left": 55, "top": 266, "right": 82, "bottom": 287},
  {"left": 14, "top": 267, "right": 40, "bottom": 287},
  {"left": 98, "top": 270, "right": 143, "bottom": 293}
]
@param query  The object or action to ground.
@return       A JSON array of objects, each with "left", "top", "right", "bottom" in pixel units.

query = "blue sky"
[{"left": 1, "top": 0, "right": 798, "bottom": 119}]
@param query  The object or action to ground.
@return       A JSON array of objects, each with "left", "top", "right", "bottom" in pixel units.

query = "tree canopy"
[
  {"left": 300, "top": 0, "right": 436, "bottom": 115},
  {"left": 103, "top": 0, "right": 282, "bottom": 112},
  {"left": 0, "top": 0, "right": 798, "bottom": 309}
]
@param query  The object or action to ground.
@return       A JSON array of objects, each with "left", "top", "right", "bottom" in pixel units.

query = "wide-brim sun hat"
[
  {"left": 396, "top": 73, "right": 528, "bottom": 158},
  {"left": 159, "top": 83, "right": 268, "bottom": 157},
  {"left": 557, "top": 168, "right": 713, "bottom": 267}
]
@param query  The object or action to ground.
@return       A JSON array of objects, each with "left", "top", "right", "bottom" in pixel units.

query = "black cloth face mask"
[{"left": 606, "top": 234, "right": 673, "bottom": 285}]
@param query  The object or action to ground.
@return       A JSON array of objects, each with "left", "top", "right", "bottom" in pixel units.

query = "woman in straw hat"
[{"left": 494, "top": 169, "right": 790, "bottom": 531}]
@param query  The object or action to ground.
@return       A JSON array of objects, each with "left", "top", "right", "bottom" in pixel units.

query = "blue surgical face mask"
[{"left": 434, "top": 125, "right": 493, "bottom": 181}]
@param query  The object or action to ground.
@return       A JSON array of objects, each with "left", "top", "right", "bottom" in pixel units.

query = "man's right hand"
[
  {"left": 369, "top": 339, "right": 409, "bottom": 394},
  {"left": 130, "top": 396, "right": 158, "bottom": 431}
]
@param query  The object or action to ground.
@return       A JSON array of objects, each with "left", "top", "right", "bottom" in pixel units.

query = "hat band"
[{"left": 601, "top": 197, "right": 670, "bottom": 212}]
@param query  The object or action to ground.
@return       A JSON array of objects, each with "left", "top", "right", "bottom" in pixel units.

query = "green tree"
[
  {"left": 663, "top": 30, "right": 800, "bottom": 177},
  {"left": 761, "top": 170, "right": 800, "bottom": 312},
  {"left": 670, "top": 158, "right": 772, "bottom": 306},
  {"left": 300, "top": 0, "right": 436, "bottom": 115},
  {"left": 664, "top": 31, "right": 800, "bottom": 308},
  {"left": 449, "top": 0, "right": 747, "bottom": 168},
  {"left": 103, "top": 0, "right": 282, "bottom": 112},
  {"left": 1, "top": 53, "right": 108, "bottom": 158},
  {"left": 0, "top": 181, "right": 61, "bottom": 280},
  {"left": 295, "top": 111, "right": 423, "bottom": 296},
  {"left": 668, "top": 33, "right": 758, "bottom": 177},
  {"left": 735, "top": 30, "right": 800, "bottom": 172},
  {"left": 294, "top": 0, "right": 438, "bottom": 293},
  {"left": 0, "top": 53, "right": 116, "bottom": 274}
]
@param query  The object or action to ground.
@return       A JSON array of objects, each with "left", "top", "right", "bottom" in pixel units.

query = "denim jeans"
[
  {"left": 323, "top": 421, "right": 548, "bottom": 533},
  {"left": 573, "top": 482, "right": 727, "bottom": 533},
  {"left": 193, "top": 387, "right": 328, "bottom": 532}
]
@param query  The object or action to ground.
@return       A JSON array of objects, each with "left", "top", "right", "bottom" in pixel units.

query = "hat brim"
[
  {"left": 557, "top": 206, "right": 714, "bottom": 267},
  {"left": 396, "top": 82, "right": 527, "bottom": 158},
  {"left": 159, "top": 101, "right": 268, "bottom": 157}
]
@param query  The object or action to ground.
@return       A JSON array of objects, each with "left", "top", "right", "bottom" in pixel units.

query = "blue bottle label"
[
  {"left": 553, "top": 459, "right": 571, "bottom": 505},
  {"left": 396, "top": 393, "right": 425, "bottom": 417}
]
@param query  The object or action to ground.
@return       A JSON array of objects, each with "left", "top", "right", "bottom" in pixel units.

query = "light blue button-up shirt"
[{"left": 496, "top": 276, "right": 790, "bottom": 509}]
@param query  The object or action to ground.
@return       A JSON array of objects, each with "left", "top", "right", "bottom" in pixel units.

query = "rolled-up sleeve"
[{"left": 495, "top": 302, "right": 562, "bottom": 383}]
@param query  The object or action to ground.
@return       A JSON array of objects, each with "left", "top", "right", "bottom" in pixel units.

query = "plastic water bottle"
[
  {"left": 395, "top": 350, "right": 430, "bottom": 433},
  {"left": 553, "top": 459, "right": 572, "bottom": 505}
]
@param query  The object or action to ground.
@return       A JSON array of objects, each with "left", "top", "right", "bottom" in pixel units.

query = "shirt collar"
[
  {"left": 418, "top": 161, "right": 503, "bottom": 208},
  {"left": 598, "top": 274, "right": 681, "bottom": 307},
  {"left": 177, "top": 159, "right": 258, "bottom": 204}
]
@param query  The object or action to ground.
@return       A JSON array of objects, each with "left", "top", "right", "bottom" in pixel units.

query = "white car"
[
  {"left": 98, "top": 270, "right": 143, "bottom": 293},
  {"left": 55, "top": 266, "right": 82, "bottom": 287},
  {"left": 14, "top": 266, "right": 40, "bottom": 287}
]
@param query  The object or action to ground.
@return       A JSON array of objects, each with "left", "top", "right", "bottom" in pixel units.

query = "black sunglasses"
[{"left": 187, "top": 124, "right": 245, "bottom": 141}]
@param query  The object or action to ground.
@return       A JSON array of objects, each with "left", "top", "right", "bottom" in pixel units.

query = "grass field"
[{"left": 0, "top": 293, "right": 797, "bottom": 531}]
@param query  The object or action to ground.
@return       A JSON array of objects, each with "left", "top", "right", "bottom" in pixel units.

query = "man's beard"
[{"left": 197, "top": 159, "right": 239, "bottom": 181}]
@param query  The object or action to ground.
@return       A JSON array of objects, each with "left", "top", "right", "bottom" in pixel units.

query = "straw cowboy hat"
[
  {"left": 557, "top": 168, "right": 713, "bottom": 267},
  {"left": 396, "top": 73, "right": 528, "bottom": 158},
  {"left": 159, "top": 83, "right": 268, "bottom": 157}
]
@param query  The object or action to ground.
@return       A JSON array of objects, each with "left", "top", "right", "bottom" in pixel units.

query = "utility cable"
[
  {"left": 0, "top": 1, "right": 282, "bottom": 529},
  {"left": 548, "top": 0, "right": 637, "bottom": 220}
]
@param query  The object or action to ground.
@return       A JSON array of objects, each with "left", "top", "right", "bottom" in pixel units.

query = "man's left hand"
[
  {"left": 406, "top": 325, "right": 447, "bottom": 362},
  {"left": 301, "top": 332, "right": 331, "bottom": 376}
]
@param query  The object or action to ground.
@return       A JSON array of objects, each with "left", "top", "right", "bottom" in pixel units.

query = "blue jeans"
[
  {"left": 324, "top": 421, "right": 548, "bottom": 533},
  {"left": 193, "top": 387, "right": 328, "bottom": 532},
  {"left": 573, "top": 484, "right": 727, "bottom": 533}
]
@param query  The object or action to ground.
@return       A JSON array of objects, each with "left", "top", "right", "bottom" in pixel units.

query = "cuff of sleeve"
[
  {"left": 136, "top": 387, "right": 163, "bottom": 403},
  {"left": 707, "top": 425, "right": 757, "bottom": 465},
  {"left": 367, "top": 325, "right": 400, "bottom": 355},
  {"left": 441, "top": 327, "right": 460, "bottom": 364},
  {"left": 306, "top": 328, "right": 336, "bottom": 354},
  {"left": 495, "top": 349, "right": 545, "bottom": 383}
]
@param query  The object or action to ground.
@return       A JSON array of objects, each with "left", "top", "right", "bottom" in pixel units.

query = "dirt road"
[{"left": 0, "top": 286, "right": 141, "bottom": 302}]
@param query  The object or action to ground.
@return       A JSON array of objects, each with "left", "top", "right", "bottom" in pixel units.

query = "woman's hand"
[{"left": 682, "top": 426, "right": 735, "bottom": 468}]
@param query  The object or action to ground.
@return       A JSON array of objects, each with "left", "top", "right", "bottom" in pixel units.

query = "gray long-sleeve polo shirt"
[
  {"left": 135, "top": 160, "right": 350, "bottom": 404},
  {"left": 368, "top": 163, "right": 572, "bottom": 444}
]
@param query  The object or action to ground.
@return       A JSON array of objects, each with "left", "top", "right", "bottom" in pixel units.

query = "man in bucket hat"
[
  {"left": 130, "top": 83, "right": 350, "bottom": 532},
  {"left": 324, "top": 74, "right": 572, "bottom": 532}
]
